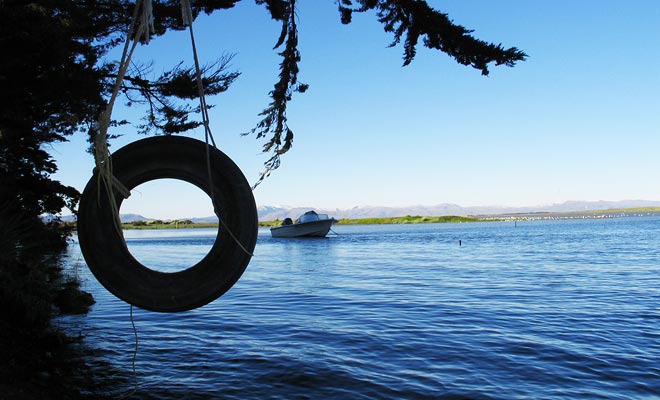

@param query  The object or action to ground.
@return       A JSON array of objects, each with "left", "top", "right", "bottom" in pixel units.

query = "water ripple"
[{"left": 59, "top": 218, "right": 660, "bottom": 399}]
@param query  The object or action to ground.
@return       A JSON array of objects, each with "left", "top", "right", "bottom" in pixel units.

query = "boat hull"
[{"left": 270, "top": 219, "right": 335, "bottom": 238}]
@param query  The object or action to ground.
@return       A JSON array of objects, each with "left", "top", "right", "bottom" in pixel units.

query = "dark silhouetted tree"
[{"left": 1, "top": 1, "right": 526, "bottom": 235}]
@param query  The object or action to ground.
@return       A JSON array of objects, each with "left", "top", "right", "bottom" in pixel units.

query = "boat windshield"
[{"left": 297, "top": 211, "right": 330, "bottom": 223}]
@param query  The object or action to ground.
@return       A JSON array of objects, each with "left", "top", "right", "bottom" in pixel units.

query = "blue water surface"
[{"left": 59, "top": 217, "right": 660, "bottom": 399}]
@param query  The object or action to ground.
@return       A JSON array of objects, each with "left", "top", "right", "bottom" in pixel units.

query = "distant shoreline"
[
  {"left": 113, "top": 207, "right": 660, "bottom": 229},
  {"left": 472, "top": 207, "right": 660, "bottom": 221},
  {"left": 117, "top": 215, "right": 482, "bottom": 230}
]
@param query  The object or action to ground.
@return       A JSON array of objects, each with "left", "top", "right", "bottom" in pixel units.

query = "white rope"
[
  {"left": 142, "top": 0, "right": 155, "bottom": 43},
  {"left": 95, "top": 4, "right": 241, "bottom": 398},
  {"left": 94, "top": 4, "right": 151, "bottom": 396},
  {"left": 116, "top": 305, "right": 139, "bottom": 399},
  {"left": 181, "top": 0, "right": 254, "bottom": 257},
  {"left": 181, "top": 0, "right": 193, "bottom": 26},
  {"left": 95, "top": 0, "right": 155, "bottom": 237}
]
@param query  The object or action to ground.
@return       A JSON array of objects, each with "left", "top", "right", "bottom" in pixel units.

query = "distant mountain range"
[
  {"left": 61, "top": 199, "right": 659, "bottom": 223},
  {"left": 256, "top": 200, "right": 660, "bottom": 221}
]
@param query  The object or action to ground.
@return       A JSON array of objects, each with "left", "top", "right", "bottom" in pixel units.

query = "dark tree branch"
[
  {"left": 113, "top": 56, "right": 240, "bottom": 135},
  {"left": 245, "top": 0, "right": 526, "bottom": 184},
  {"left": 247, "top": 0, "right": 308, "bottom": 187},
  {"left": 338, "top": 0, "right": 527, "bottom": 74}
]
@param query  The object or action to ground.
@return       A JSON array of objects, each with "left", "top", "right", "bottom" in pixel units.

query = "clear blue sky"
[{"left": 49, "top": 1, "right": 660, "bottom": 219}]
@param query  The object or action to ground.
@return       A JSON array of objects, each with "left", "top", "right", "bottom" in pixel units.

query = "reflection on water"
[{"left": 61, "top": 218, "right": 660, "bottom": 399}]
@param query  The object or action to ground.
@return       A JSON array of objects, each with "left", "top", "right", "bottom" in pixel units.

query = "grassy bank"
[
  {"left": 1, "top": 216, "right": 99, "bottom": 399},
  {"left": 336, "top": 215, "right": 480, "bottom": 225},
  {"left": 121, "top": 220, "right": 217, "bottom": 229},
  {"left": 113, "top": 206, "right": 660, "bottom": 230},
  {"left": 119, "top": 216, "right": 482, "bottom": 229}
]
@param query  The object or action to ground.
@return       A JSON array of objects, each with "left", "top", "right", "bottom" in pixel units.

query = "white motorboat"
[{"left": 270, "top": 210, "right": 337, "bottom": 238}]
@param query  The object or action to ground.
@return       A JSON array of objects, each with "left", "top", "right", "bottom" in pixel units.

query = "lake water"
[{"left": 59, "top": 217, "right": 660, "bottom": 399}]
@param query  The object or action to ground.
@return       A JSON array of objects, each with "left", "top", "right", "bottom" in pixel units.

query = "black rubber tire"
[{"left": 78, "top": 136, "right": 257, "bottom": 312}]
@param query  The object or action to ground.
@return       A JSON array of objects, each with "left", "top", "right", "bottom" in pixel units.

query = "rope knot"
[
  {"left": 181, "top": 0, "right": 193, "bottom": 26},
  {"left": 141, "top": 0, "right": 156, "bottom": 43}
]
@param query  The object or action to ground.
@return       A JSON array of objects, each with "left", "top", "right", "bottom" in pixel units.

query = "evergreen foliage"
[{"left": 337, "top": 0, "right": 526, "bottom": 72}]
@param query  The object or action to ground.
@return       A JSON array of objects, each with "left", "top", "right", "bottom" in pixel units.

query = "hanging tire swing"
[{"left": 78, "top": 135, "right": 258, "bottom": 313}]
